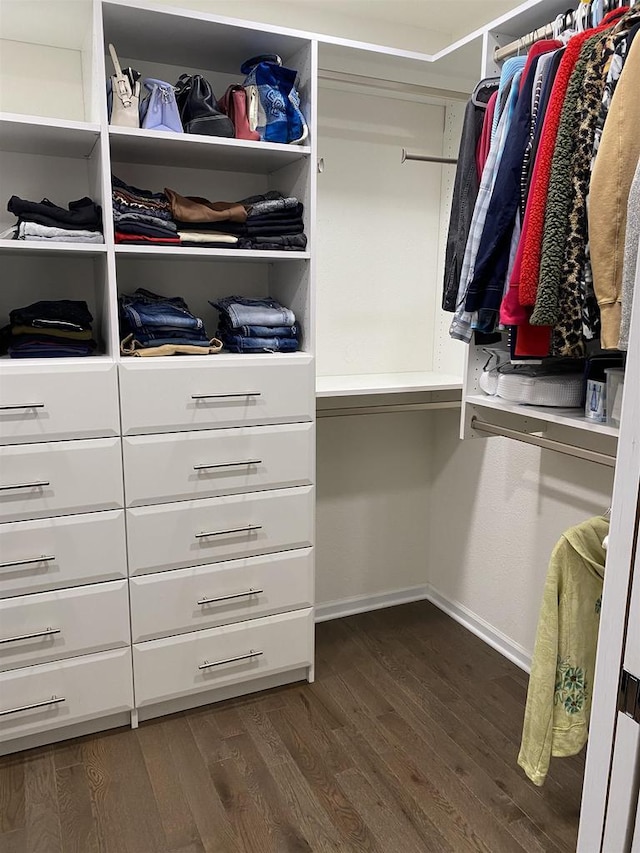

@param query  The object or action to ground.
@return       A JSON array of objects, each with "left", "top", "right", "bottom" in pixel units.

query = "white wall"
[{"left": 429, "top": 409, "right": 615, "bottom": 659}]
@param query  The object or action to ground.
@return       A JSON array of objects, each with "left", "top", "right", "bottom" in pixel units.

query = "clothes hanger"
[{"left": 470, "top": 77, "right": 499, "bottom": 108}]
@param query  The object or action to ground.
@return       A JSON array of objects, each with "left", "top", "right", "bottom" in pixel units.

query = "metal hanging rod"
[
  {"left": 493, "top": 0, "right": 626, "bottom": 63},
  {"left": 401, "top": 148, "right": 458, "bottom": 165},
  {"left": 470, "top": 417, "right": 616, "bottom": 467}
]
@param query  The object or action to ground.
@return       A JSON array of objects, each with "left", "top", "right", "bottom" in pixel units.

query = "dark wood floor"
[{"left": 0, "top": 601, "right": 584, "bottom": 853}]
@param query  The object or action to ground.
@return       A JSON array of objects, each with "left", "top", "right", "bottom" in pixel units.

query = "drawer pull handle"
[
  {"left": 194, "top": 460, "right": 261, "bottom": 471},
  {"left": 191, "top": 392, "right": 261, "bottom": 400},
  {"left": 0, "top": 481, "right": 49, "bottom": 492},
  {"left": 195, "top": 525, "right": 262, "bottom": 540},
  {"left": 199, "top": 650, "right": 263, "bottom": 670},
  {"left": 0, "top": 555, "right": 55, "bottom": 569},
  {"left": 0, "top": 627, "right": 60, "bottom": 645},
  {"left": 197, "top": 588, "right": 263, "bottom": 606},
  {"left": 0, "top": 695, "right": 65, "bottom": 717},
  {"left": 0, "top": 403, "right": 45, "bottom": 411}
]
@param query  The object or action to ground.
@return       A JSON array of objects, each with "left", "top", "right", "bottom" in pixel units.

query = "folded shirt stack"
[
  {"left": 5, "top": 196, "right": 103, "bottom": 243},
  {"left": 119, "top": 288, "right": 220, "bottom": 356},
  {"left": 166, "top": 189, "right": 307, "bottom": 251},
  {"left": 1, "top": 300, "right": 97, "bottom": 358},
  {"left": 213, "top": 296, "right": 300, "bottom": 353},
  {"left": 112, "top": 176, "right": 178, "bottom": 245}
]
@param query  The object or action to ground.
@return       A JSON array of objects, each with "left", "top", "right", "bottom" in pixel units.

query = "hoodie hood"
[{"left": 562, "top": 516, "right": 609, "bottom": 581}]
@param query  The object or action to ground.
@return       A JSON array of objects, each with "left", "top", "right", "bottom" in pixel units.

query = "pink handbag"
[{"left": 220, "top": 85, "right": 260, "bottom": 141}]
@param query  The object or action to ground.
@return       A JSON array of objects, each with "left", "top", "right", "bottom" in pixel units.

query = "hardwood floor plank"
[
  {"left": 164, "top": 716, "right": 239, "bottom": 853},
  {"left": 225, "top": 732, "right": 312, "bottom": 852},
  {"left": 55, "top": 763, "right": 99, "bottom": 853},
  {"left": 52, "top": 743, "right": 84, "bottom": 771},
  {"left": 0, "top": 757, "right": 25, "bottom": 834},
  {"left": 279, "top": 696, "right": 353, "bottom": 775},
  {"left": 137, "top": 722, "right": 204, "bottom": 853},
  {"left": 23, "top": 749, "right": 62, "bottom": 853},
  {"left": 267, "top": 706, "right": 380, "bottom": 852},
  {"left": 236, "top": 704, "right": 290, "bottom": 768},
  {"left": 0, "top": 829, "right": 26, "bottom": 853},
  {"left": 83, "top": 728, "right": 169, "bottom": 853}
]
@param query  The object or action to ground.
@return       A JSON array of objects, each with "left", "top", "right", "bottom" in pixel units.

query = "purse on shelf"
[
  {"left": 241, "top": 54, "right": 309, "bottom": 145},
  {"left": 174, "top": 74, "right": 234, "bottom": 137},
  {"left": 220, "top": 85, "right": 259, "bottom": 141},
  {"left": 139, "top": 78, "right": 183, "bottom": 133},
  {"left": 108, "top": 43, "right": 140, "bottom": 128}
]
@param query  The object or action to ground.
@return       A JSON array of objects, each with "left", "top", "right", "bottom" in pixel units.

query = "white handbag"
[{"left": 108, "top": 43, "right": 140, "bottom": 128}]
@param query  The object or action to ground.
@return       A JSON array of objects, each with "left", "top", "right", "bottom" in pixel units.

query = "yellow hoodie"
[{"left": 518, "top": 516, "right": 609, "bottom": 786}]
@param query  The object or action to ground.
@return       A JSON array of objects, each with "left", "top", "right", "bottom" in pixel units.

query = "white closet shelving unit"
[{"left": 0, "top": 0, "right": 316, "bottom": 753}]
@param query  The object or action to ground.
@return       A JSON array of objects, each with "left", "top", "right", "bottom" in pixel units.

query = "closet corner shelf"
[
  {"left": 109, "top": 126, "right": 311, "bottom": 173},
  {"left": 0, "top": 113, "right": 100, "bottom": 158},
  {"left": 316, "top": 372, "right": 463, "bottom": 397},
  {"left": 0, "top": 239, "right": 107, "bottom": 257},
  {"left": 114, "top": 245, "right": 310, "bottom": 262},
  {"left": 465, "top": 394, "right": 620, "bottom": 438}
]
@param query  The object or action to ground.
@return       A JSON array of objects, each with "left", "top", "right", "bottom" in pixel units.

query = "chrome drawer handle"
[
  {"left": 0, "top": 481, "right": 49, "bottom": 491},
  {"left": 0, "top": 695, "right": 65, "bottom": 717},
  {"left": 194, "top": 460, "right": 261, "bottom": 471},
  {"left": 0, "top": 555, "right": 55, "bottom": 569},
  {"left": 0, "top": 627, "right": 60, "bottom": 645},
  {"left": 191, "top": 392, "right": 261, "bottom": 400},
  {"left": 199, "top": 650, "right": 263, "bottom": 670},
  {"left": 0, "top": 403, "right": 45, "bottom": 411},
  {"left": 197, "top": 588, "right": 263, "bottom": 606},
  {"left": 195, "top": 525, "right": 261, "bottom": 540}
]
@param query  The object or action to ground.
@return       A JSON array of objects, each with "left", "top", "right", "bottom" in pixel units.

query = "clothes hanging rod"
[
  {"left": 493, "top": 0, "right": 625, "bottom": 63},
  {"left": 470, "top": 417, "right": 616, "bottom": 467},
  {"left": 317, "top": 401, "right": 461, "bottom": 418},
  {"left": 401, "top": 148, "right": 458, "bottom": 165}
]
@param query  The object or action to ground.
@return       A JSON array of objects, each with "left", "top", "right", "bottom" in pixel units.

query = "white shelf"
[
  {"left": 316, "top": 371, "right": 463, "bottom": 398},
  {"left": 109, "top": 126, "right": 311, "bottom": 173},
  {"left": 0, "top": 114, "right": 100, "bottom": 158},
  {"left": 114, "top": 245, "right": 309, "bottom": 262},
  {"left": 119, "top": 351, "right": 311, "bottom": 366},
  {"left": 0, "top": 239, "right": 106, "bottom": 257},
  {"left": 466, "top": 394, "right": 620, "bottom": 438},
  {"left": 0, "top": 354, "right": 113, "bottom": 367}
]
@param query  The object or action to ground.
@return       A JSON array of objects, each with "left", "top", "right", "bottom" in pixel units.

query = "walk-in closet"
[{"left": 0, "top": 0, "right": 638, "bottom": 850}]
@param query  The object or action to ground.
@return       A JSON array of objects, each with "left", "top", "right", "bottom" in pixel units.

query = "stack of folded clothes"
[
  {"left": 165, "top": 188, "right": 306, "bottom": 251},
  {"left": 0, "top": 300, "right": 97, "bottom": 358},
  {"left": 112, "top": 176, "right": 178, "bottom": 246},
  {"left": 5, "top": 196, "right": 103, "bottom": 243},
  {"left": 119, "top": 288, "right": 221, "bottom": 357},
  {"left": 213, "top": 296, "right": 300, "bottom": 353}
]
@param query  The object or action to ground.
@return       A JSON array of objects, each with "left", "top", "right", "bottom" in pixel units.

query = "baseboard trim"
[
  {"left": 315, "top": 586, "right": 431, "bottom": 623},
  {"left": 315, "top": 585, "right": 531, "bottom": 673}
]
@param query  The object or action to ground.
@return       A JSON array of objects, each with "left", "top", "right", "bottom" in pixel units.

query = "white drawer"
[
  {"left": 127, "top": 486, "right": 314, "bottom": 575},
  {"left": 0, "top": 438, "right": 124, "bottom": 523},
  {"left": 119, "top": 357, "right": 314, "bottom": 435},
  {"left": 0, "top": 510, "right": 126, "bottom": 599},
  {"left": 0, "top": 580, "right": 130, "bottom": 672},
  {"left": 0, "top": 363, "right": 119, "bottom": 445},
  {"left": 0, "top": 649, "right": 133, "bottom": 744},
  {"left": 133, "top": 608, "right": 313, "bottom": 706},
  {"left": 130, "top": 549, "right": 314, "bottom": 642},
  {"left": 123, "top": 423, "right": 314, "bottom": 506}
]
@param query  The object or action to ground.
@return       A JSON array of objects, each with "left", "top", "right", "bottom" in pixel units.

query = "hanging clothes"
[
  {"left": 518, "top": 516, "right": 608, "bottom": 787},
  {"left": 589, "top": 30, "right": 640, "bottom": 348},
  {"left": 618, "top": 157, "right": 640, "bottom": 351}
]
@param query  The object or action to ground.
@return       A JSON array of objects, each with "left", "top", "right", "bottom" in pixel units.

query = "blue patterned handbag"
[{"left": 241, "top": 55, "right": 308, "bottom": 144}]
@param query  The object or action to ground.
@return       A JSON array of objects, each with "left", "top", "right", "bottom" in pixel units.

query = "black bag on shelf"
[{"left": 174, "top": 74, "right": 235, "bottom": 137}]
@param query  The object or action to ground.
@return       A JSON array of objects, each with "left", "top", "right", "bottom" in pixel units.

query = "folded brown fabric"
[
  {"left": 121, "top": 334, "right": 223, "bottom": 357},
  {"left": 164, "top": 188, "right": 247, "bottom": 224}
]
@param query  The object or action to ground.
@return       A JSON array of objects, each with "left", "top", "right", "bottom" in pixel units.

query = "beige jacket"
[
  {"left": 589, "top": 33, "right": 640, "bottom": 349},
  {"left": 518, "top": 516, "right": 608, "bottom": 787}
]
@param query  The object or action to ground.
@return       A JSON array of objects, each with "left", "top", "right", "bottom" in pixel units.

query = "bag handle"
[
  {"left": 240, "top": 54, "right": 282, "bottom": 75},
  {"left": 108, "top": 43, "right": 125, "bottom": 79}
]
